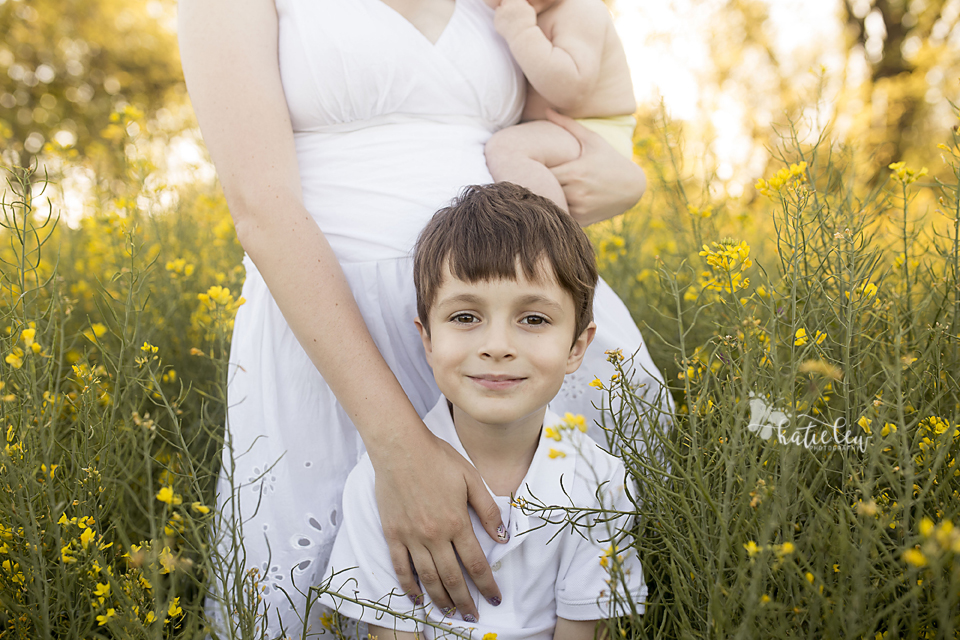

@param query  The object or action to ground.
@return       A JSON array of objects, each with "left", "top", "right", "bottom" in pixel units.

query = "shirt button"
[{"left": 491, "top": 561, "right": 502, "bottom": 572}]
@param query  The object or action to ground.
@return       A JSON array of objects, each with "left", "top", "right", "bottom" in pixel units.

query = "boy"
[
  {"left": 320, "top": 183, "right": 645, "bottom": 639},
  {"left": 484, "top": 0, "right": 638, "bottom": 214}
]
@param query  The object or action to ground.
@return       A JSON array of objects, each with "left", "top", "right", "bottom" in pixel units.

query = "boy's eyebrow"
[
  {"left": 436, "top": 292, "right": 565, "bottom": 312},
  {"left": 515, "top": 294, "right": 564, "bottom": 312},
  {"left": 436, "top": 293, "right": 484, "bottom": 306}
]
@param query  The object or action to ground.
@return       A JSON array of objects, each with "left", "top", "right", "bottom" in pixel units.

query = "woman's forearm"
[{"left": 234, "top": 197, "right": 424, "bottom": 461}]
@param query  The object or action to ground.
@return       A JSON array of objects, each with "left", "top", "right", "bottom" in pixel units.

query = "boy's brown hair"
[{"left": 414, "top": 182, "right": 598, "bottom": 343}]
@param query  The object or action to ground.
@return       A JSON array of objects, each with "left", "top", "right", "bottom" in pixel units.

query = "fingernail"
[
  {"left": 496, "top": 524, "right": 510, "bottom": 542},
  {"left": 462, "top": 613, "right": 477, "bottom": 623},
  {"left": 487, "top": 596, "right": 501, "bottom": 606},
  {"left": 442, "top": 606, "right": 456, "bottom": 617},
  {"left": 408, "top": 594, "right": 424, "bottom": 606}
]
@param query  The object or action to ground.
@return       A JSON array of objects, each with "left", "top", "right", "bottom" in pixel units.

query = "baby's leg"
[{"left": 485, "top": 120, "right": 581, "bottom": 212}]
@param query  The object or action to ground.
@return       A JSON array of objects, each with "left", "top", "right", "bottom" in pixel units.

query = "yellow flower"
[
  {"left": 881, "top": 423, "right": 897, "bottom": 437},
  {"left": 564, "top": 412, "right": 588, "bottom": 433},
  {"left": 755, "top": 162, "right": 807, "bottom": 197},
  {"left": 919, "top": 518, "right": 934, "bottom": 537},
  {"left": 902, "top": 548, "right": 927, "bottom": 567},
  {"left": 814, "top": 330, "right": 826, "bottom": 345},
  {"left": 167, "top": 596, "right": 182, "bottom": 617},
  {"left": 5, "top": 347, "right": 24, "bottom": 369},
  {"left": 320, "top": 612, "right": 335, "bottom": 629},
  {"left": 191, "top": 502, "right": 210, "bottom": 514},
  {"left": 777, "top": 542, "right": 795, "bottom": 556},
  {"left": 140, "top": 342, "right": 159, "bottom": 354},
  {"left": 61, "top": 544, "right": 77, "bottom": 564},
  {"left": 83, "top": 323, "right": 108, "bottom": 343},
  {"left": 201, "top": 285, "right": 234, "bottom": 306},
  {"left": 805, "top": 572, "right": 815, "bottom": 584},
  {"left": 548, "top": 448, "right": 566, "bottom": 459},
  {"left": 96, "top": 608, "right": 116, "bottom": 626},
  {"left": 589, "top": 378, "right": 604, "bottom": 390},
  {"left": 159, "top": 546, "right": 176, "bottom": 574},
  {"left": 544, "top": 427, "right": 561, "bottom": 441},
  {"left": 156, "top": 487, "right": 182, "bottom": 506},
  {"left": 794, "top": 328, "right": 809, "bottom": 346},
  {"left": 20, "top": 328, "right": 36, "bottom": 349},
  {"left": 857, "top": 416, "right": 872, "bottom": 435},
  {"left": 165, "top": 258, "right": 195, "bottom": 277},
  {"left": 760, "top": 594, "right": 771, "bottom": 604},
  {"left": 483, "top": 634, "right": 498, "bottom": 640},
  {"left": 743, "top": 541, "right": 761, "bottom": 557},
  {"left": 80, "top": 527, "right": 96, "bottom": 549},
  {"left": 93, "top": 582, "right": 110, "bottom": 598},
  {"left": 888, "top": 162, "right": 928, "bottom": 185}
]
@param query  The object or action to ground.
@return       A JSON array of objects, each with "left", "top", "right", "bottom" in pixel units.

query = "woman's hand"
[
  {"left": 545, "top": 109, "right": 647, "bottom": 227},
  {"left": 373, "top": 424, "right": 505, "bottom": 622}
]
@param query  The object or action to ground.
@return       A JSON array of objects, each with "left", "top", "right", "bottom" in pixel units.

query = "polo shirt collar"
[{"left": 423, "top": 397, "right": 581, "bottom": 561}]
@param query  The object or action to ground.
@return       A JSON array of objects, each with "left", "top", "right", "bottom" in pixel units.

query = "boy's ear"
[
  {"left": 414, "top": 317, "right": 434, "bottom": 365},
  {"left": 565, "top": 321, "right": 596, "bottom": 374}
]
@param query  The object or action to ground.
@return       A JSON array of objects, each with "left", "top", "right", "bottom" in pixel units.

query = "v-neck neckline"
[{"left": 372, "top": 0, "right": 460, "bottom": 47}]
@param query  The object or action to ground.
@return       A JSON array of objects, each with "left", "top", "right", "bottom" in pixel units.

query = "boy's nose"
[{"left": 479, "top": 323, "right": 516, "bottom": 360}]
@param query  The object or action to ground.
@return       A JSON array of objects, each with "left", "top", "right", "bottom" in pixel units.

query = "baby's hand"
[{"left": 494, "top": 0, "right": 538, "bottom": 41}]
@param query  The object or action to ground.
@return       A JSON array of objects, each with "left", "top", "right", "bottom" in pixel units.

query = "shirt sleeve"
[
  {"left": 318, "top": 456, "right": 425, "bottom": 633},
  {"left": 554, "top": 460, "right": 646, "bottom": 621}
]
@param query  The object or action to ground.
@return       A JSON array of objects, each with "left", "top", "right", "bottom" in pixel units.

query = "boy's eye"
[
  {"left": 452, "top": 313, "right": 478, "bottom": 324},
  {"left": 520, "top": 314, "right": 548, "bottom": 326}
]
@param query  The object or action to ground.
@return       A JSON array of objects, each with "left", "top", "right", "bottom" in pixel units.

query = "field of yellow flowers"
[{"left": 1, "top": 103, "right": 959, "bottom": 638}]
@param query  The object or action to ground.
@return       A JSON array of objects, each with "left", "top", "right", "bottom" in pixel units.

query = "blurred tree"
[
  {"left": 667, "top": 0, "right": 960, "bottom": 192},
  {"left": 840, "top": 0, "right": 959, "bottom": 174},
  {"left": 0, "top": 0, "right": 183, "bottom": 173}
]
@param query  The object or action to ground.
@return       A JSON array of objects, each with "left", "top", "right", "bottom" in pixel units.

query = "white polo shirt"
[{"left": 320, "top": 397, "right": 646, "bottom": 639}]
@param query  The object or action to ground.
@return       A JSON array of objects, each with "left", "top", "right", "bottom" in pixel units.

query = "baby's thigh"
[{"left": 486, "top": 120, "right": 581, "bottom": 168}]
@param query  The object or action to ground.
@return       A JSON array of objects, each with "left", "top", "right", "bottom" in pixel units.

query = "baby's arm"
[
  {"left": 494, "top": 0, "right": 607, "bottom": 111},
  {"left": 554, "top": 618, "right": 608, "bottom": 640}
]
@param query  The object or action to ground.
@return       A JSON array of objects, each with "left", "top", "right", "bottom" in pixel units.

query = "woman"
[{"left": 178, "top": 0, "right": 667, "bottom": 634}]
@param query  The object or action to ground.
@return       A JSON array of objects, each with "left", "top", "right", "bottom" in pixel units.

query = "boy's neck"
[{"left": 449, "top": 402, "right": 545, "bottom": 497}]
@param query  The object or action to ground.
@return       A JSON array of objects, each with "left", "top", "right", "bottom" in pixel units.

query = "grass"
[{"left": 0, "top": 105, "right": 958, "bottom": 639}]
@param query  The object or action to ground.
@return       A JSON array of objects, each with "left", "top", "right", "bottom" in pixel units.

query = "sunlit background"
[{"left": 2, "top": 0, "right": 960, "bottom": 218}]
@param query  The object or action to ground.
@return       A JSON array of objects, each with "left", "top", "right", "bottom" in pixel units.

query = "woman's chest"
[{"left": 275, "top": 0, "right": 524, "bottom": 130}]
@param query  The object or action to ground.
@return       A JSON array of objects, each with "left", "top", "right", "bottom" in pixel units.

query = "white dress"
[{"left": 212, "top": 0, "right": 669, "bottom": 635}]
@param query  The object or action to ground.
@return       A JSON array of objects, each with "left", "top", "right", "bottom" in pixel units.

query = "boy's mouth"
[{"left": 468, "top": 374, "right": 525, "bottom": 390}]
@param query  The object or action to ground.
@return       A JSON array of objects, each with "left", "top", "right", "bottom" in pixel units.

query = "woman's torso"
[{"left": 275, "top": 0, "right": 525, "bottom": 263}]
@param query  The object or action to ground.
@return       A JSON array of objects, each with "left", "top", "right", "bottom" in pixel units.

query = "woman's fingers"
[
  {"left": 375, "top": 434, "right": 502, "bottom": 621},
  {"left": 463, "top": 468, "right": 505, "bottom": 603},
  {"left": 544, "top": 108, "right": 592, "bottom": 153},
  {"left": 545, "top": 107, "right": 646, "bottom": 226},
  {"left": 387, "top": 543, "right": 424, "bottom": 606},
  {"left": 425, "top": 541, "right": 480, "bottom": 621}
]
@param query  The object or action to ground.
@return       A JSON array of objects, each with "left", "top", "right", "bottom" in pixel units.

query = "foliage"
[
  {"left": 0, "top": 0, "right": 183, "bottom": 171},
  {"left": 0, "top": 156, "right": 241, "bottom": 637}
]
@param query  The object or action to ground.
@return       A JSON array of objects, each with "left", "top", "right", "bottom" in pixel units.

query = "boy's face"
[{"left": 416, "top": 260, "right": 595, "bottom": 432}]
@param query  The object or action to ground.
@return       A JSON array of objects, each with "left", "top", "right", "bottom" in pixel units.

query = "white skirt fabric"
[{"left": 210, "top": 253, "right": 669, "bottom": 636}]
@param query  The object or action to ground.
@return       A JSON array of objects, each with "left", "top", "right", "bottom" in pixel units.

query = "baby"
[
  {"left": 485, "top": 0, "right": 638, "bottom": 214},
  {"left": 320, "top": 183, "right": 645, "bottom": 640}
]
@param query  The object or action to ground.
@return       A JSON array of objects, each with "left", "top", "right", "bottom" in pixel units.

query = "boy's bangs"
[{"left": 414, "top": 183, "right": 598, "bottom": 338}]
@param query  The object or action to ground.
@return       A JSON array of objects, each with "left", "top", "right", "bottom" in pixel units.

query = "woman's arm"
[
  {"left": 177, "top": 0, "right": 502, "bottom": 621},
  {"left": 545, "top": 110, "right": 647, "bottom": 227}
]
